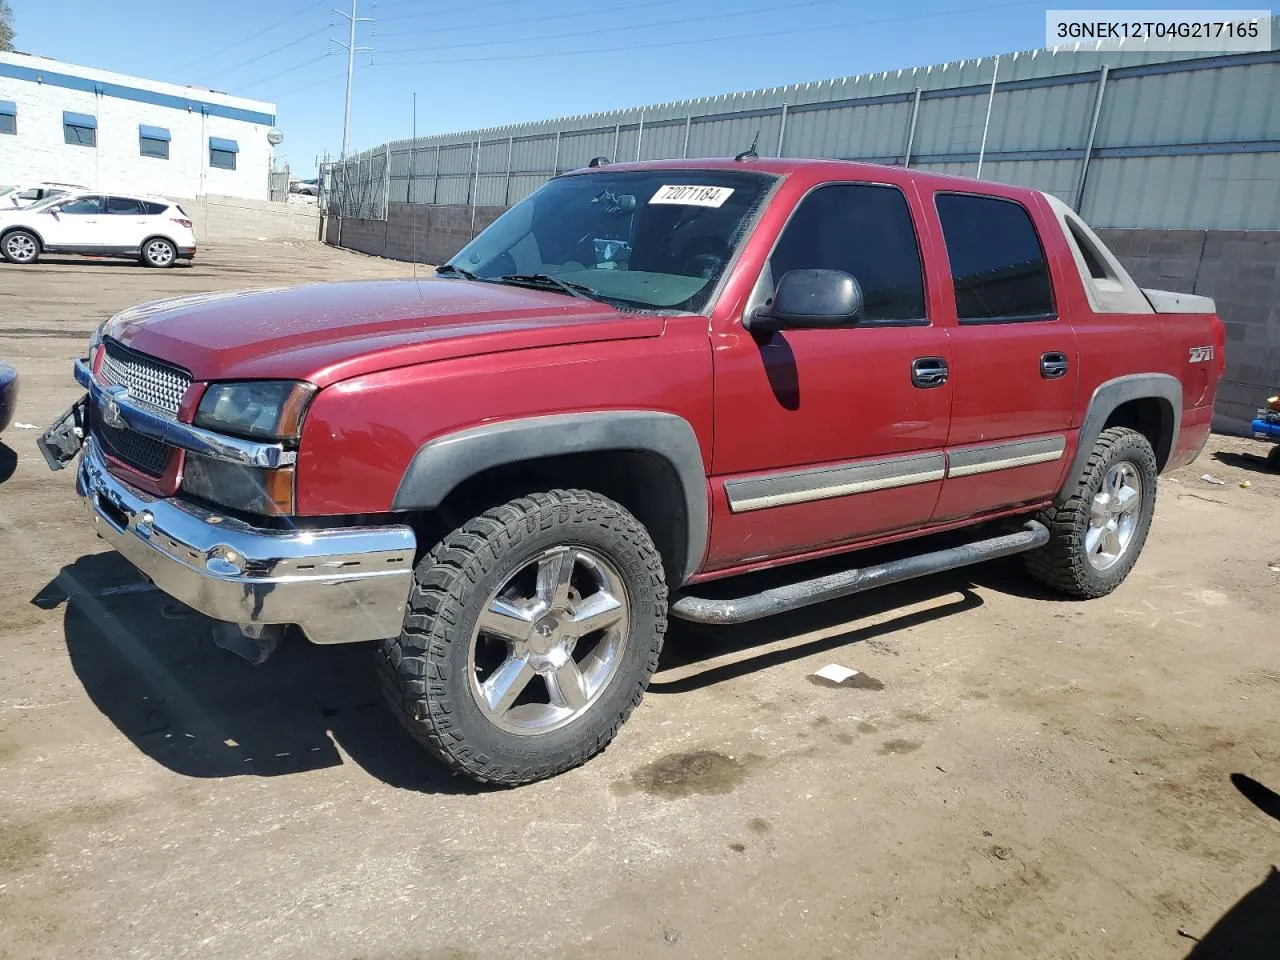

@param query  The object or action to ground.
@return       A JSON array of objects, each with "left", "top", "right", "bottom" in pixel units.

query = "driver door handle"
[{"left": 911, "top": 356, "right": 949, "bottom": 388}]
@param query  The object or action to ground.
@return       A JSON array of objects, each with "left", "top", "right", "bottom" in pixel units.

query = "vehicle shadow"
[
  {"left": 0, "top": 442, "right": 16, "bottom": 483},
  {"left": 654, "top": 564, "right": 990, "bottom": 694},
  {"left": 43, "top": 552, "right": 484, "bottom": 795},
  {"left": 1184, "top": 866, "right": 1280, "bottom": 958},
  {"left": 1231, "top": 773, "right": 1280, "bottom": 822},
  {"left": 1213, "top": 450, "right": 1279, "bottom": 475}
]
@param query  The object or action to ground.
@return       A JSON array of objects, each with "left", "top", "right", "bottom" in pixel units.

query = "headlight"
[
  {"left": 194, "top": 380, "right": 316, "bottom": 441},
  {"left": 87, "top": 320, "right": 106, "bottom": 355},
  {"left": 182, "top": 454, "right": 295, "bottom": 517}
]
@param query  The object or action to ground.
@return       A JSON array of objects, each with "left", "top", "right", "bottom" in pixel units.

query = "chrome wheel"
[
  {"left": 145, "top": 239, "right": 175, "bottom": 266},
  {"left": 468, "top": 545, "right": 630, "bottom": 736},
  {"left": 1086, "top": 459, "right": 1142, "bottom": 571},
  {"left": 5, "top": 233, "right": 36, "bottom": 262}
]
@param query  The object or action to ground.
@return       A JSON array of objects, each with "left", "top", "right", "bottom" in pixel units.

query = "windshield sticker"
[{"left": 649, "top": 184, "right": 735, "bottom": 208}]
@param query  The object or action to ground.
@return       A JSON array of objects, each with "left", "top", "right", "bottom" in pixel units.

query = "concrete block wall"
[
  {"left": 182, "top": 194, "right": 320, "bottom": 243},
  {"left": 322, "top": 211, "right": 1278, "bottom": 435},
  {"left": 324, "top": 203, "right": 505, "bottom": 263},
  {"left": 1098, "top": 229, "right": 1280, "bottom": 434}
]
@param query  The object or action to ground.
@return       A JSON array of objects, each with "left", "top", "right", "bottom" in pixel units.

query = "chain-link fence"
[
  {"left": 268, "top": 164, "right": 291, "bottom": 203},
  {"left": 320, "top": 149, "right": 388, "bottom": 220}
]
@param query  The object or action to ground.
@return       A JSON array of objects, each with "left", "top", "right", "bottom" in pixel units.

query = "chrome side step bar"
[{"left": 669, "top": 520, "right": 1049, "bottom": 625}]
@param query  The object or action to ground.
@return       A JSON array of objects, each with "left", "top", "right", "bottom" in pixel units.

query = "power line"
[
  {"left": 178, "top": 0, "right": 327, "bottom": 72},
  {"left": 235, "top": 52, "right": 333, "bottom": 92},
  {"left": 273, "top": 70, "right": 346, "bottom": 99},
  {"left": 381, "top": 0, "right": 685, "bottom": 43},
  {"left": 379, "top": 0, "right": 859, "bottom": 55},
  {"left": 378, "top": 0, "right": 527, "bottom": 23},
  {"left": 377, "top": 0, "right": 1043, "bottom": 67},
  {"left": 203, "top": 24, "right": 332, "bottom": 83}
]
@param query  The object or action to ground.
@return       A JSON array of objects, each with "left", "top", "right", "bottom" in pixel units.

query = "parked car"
[
  {"left": 0, "top": 362, "right": 16, "bottom": 434},
  {"left": 39, "top": 157, "right": 1224, "bottom": 785},
  {"left": 290, "top": 179, "right": 319, "bottom": 196},
  {"left": 1252, "top": 394, "right": 1280, "bottom": 464},
  {"left": 0, "top": 182, "right": 86, "bottom": 210},
  {"left": 0, "top": 192, "right": 195, "bottom": 267}
]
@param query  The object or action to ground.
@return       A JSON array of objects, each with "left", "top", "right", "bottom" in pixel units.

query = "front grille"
[
  {"left": 94, "top": 339, "right": 192, "bottom": 477},
  {"left": 99, "top": 339, "right": 191, "bottom": 416},
  {"left": 96, "top": 418, "right": 170, "bottom": 477}
]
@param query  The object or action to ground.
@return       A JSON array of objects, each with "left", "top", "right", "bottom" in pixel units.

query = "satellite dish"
[{"left": 267, "top": 129, "right": 284, "bottom": 146}]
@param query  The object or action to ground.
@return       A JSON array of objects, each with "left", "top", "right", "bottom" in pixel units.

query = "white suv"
[{"left": 0, "top": 192, "right": 196, "bottom": 268}]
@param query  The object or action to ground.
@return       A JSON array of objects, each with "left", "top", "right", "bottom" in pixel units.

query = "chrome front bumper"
[{"left": 76, "top": 438, "right": 417, "bottom": 644}]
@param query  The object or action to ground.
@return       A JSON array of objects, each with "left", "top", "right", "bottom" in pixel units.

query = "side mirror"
[
  {"left": 46, "top": 206, "right": 61, "bottom": 216},
  {"left": 749, "top": 269, "right": 863, "bottom": 331}
]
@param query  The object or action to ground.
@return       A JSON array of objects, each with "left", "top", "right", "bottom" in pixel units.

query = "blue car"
[
  {"left": 0, "top": 363, "right": 16, "bottom": 434},
  {"left": 1253, "top": 394, "right": 1280, "bottom": 464}
]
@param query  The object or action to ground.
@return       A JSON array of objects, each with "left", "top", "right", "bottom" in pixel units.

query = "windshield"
[{"left": 447, "top": 169, "right": 775, "bottom": 312}]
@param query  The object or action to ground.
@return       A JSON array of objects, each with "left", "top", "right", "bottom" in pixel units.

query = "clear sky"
[{"left": 9, "top": 0, "right": 1178, "bottom": 176}]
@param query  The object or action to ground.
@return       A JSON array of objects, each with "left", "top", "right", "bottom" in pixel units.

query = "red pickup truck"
[{"left": 40, "top": 158, "right": 1224, "bottom": 785}]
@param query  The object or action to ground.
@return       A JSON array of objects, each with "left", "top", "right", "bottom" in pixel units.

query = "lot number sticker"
[{"left": 649, "top": 184, "right": 735, "bottom": 207}]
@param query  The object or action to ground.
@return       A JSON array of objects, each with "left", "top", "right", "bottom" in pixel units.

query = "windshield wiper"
[
  {"left": 435, "top": 264, "right": 477, "bottom": 280},
  {"left": 499, "top": 273, "right": 598, "bottom": 300}
]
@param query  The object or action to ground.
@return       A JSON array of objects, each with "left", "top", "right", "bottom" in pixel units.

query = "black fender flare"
[
  {"left": 392, "top": 410, "right": 709, "bottom": 583},
  {"left": 1058, "top": 373, "right": 1182, "bottom": 503}
]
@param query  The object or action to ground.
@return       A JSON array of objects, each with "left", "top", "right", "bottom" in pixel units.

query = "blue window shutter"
[
  {"left": 208, "top": 136, "right": 239, "bottom": 153},
  {"left": 139, "top": 124, "right": 171, "bottom": 141},
  {"left": 0, "top": 100, "right": 15, "bottom": 117},
  {"left": 63, "top": 111, "right": 97, "bottom": 129}
]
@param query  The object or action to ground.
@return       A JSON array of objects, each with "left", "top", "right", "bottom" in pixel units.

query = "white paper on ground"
[{"left": 813, "top": 664, "right": 859, "bottom": 684}]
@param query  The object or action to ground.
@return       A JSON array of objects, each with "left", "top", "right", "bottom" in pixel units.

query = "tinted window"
[
  {"left": 58, "top": 197, "right": 104, "bottom": 215},
  {"left": 105, "top": 197, "right": 144, "bottom": 215},
  {"left": 935, "top": 193, "right": 1054, "bottom": 322},
  {"left": 0, "top": 114, "right": 13, "bottom": 136},
  {"left": 141, "top": 201, "right": 169, "bottom": 215},
  {"left": 140, "top": 136, "right": 169, "bottom": 159},
  {"left": 769, "top": 183, "right": 927, "bottom": 325},
  {"left": 210, "top": 148, "right": 236, "bottom": 170},
  {"left": 64, "top": 123, "right": 96, "bottom": 147}
]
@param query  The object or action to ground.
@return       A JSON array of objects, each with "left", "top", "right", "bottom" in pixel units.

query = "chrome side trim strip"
[
  {"left": 947, "top": 435, "right": 1066, "bottom": 478},
  {"left": 76, "top": 356, "right": 293, "bottom": 469},
  {"left": 725, "top": 452, "right": 945, "bottom": 513}
]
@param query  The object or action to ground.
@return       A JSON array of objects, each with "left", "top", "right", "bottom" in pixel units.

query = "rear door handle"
[
  {"left": 1041, "top": 352, "right": 1070, "bottom": 379},
  {"left": 911, "top": 356, "right": 949, "bottom": 388}
]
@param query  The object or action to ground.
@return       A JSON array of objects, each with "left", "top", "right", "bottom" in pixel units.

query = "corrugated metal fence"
[{"left": 323, "top": 24, "right": 1280, "bottom": 230}]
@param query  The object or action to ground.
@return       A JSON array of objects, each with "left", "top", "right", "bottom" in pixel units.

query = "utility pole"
[{"left": 332, "top": 0, "right": 372, "bottom": 160}]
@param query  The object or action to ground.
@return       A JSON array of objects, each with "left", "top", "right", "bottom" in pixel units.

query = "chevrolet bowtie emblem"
[{"left": 101, "top": 385, "right": 129, "bottom": 430}]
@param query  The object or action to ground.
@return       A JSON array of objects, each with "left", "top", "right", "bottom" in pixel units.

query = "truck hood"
[{"left": 104, "top": 278, "right": 664, "bottom": 386}]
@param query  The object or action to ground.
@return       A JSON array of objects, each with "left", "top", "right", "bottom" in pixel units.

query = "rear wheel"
[
  {"left": 1025, "top": 427, "right": 1158, "bottom": 598},
  {"left": 1, "top": 230, "right": 41, "bottom": 265},
  {"left": 377, "top": 489, "right": 668, "bottom": 785},
  {"left": 141, "top": 237, "right": 177, "bottom": 268}
]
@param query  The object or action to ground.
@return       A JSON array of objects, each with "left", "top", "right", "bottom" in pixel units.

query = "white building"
[{"left": 0, "top": 52, "right": 278, "bottom": 202}]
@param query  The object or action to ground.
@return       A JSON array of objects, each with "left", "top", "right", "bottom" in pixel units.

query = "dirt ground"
[{"left": 0, "top": 240, "right": 1277, "bottom": 960}]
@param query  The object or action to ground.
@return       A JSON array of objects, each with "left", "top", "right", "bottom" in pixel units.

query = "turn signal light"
[{"left": 1267, "top": 396, "right": 1279, "bottom": 413}]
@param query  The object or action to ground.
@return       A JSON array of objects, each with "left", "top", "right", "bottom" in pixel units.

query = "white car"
[
  {"left": 0, "top": 182, "right": 87, "bottom": 209},
  {"left": 0, "top": 192, "right": 196, "bottom": 268}
]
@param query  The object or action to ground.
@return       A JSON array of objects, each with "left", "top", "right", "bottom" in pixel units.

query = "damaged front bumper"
[{"left": 76, "top": 438, "right": 416, "bottom": 644}]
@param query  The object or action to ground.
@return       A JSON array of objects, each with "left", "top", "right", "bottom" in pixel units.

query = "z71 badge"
[{"left": 1188, "top": 346, "right": 1215, "bottom": 363}]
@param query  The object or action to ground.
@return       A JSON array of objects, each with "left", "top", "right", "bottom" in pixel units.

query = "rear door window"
[
  {"left": 105, "top": 197, "right": 144, "bottom": 215},
  {"left": 935, "top": 193, "right": 1055, "bottom": 323}
]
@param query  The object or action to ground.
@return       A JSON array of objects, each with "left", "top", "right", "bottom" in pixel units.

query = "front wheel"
[
  {"left": 378, "top": 489, "right": 668, "bottom": 785},
  {"left": 1, "top": 230, "right": 41, "bottom": 265},
  {"left": 141, "top": 237, "right": 177, "bottom": 268},
  {"left": 1025, "top": 427, "right": 1158, "bottom": 598}
]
